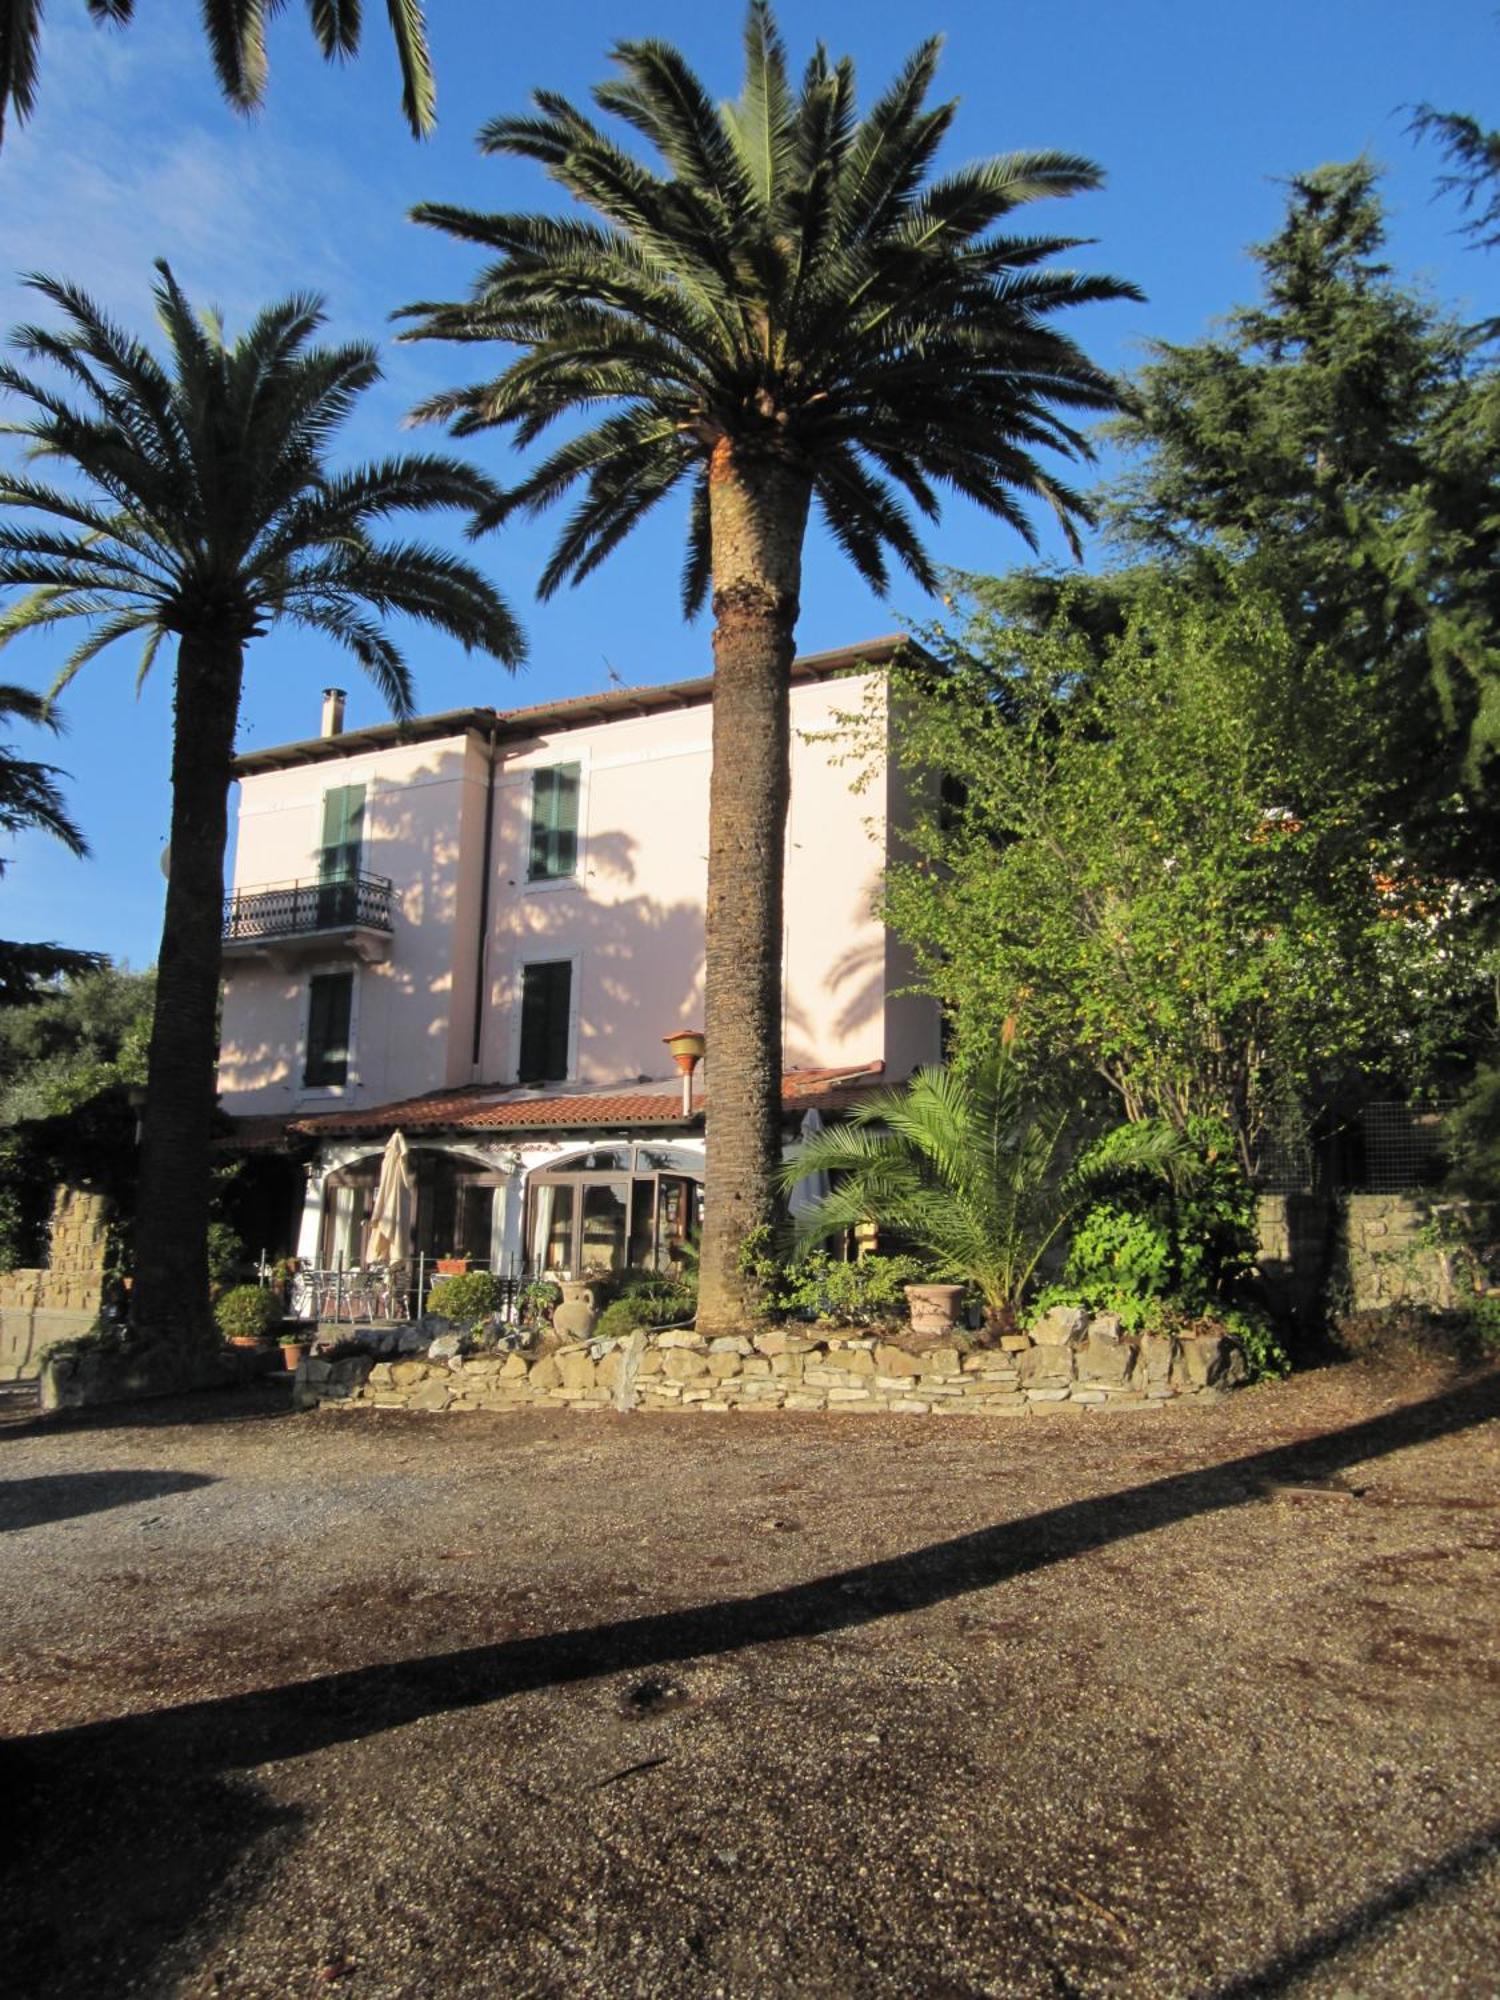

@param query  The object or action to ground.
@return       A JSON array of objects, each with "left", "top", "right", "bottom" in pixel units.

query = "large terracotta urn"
[{"left": 553, "top": 1278, "right": 602, "bottom": 1342}]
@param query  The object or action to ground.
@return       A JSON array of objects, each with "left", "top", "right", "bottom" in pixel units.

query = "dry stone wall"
[
  {"left": 298, "top": 1305, "right": 1246, "bottom": 1419},
  {"left": 0, "top": 1186, "right": 110, "bottom": 1381}
]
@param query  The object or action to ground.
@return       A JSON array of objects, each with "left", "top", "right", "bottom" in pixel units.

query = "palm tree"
[
  {"left": 0, "top": 680, "right": 100, "bottom": 1001},
  {"left": 0, "top": 263, "right": 524, "bottom": 1342},
  {"left": 779, "top": 1045, "right": 1187, "bottom": 1330},
  {"left": 403, "top": 4, "right": 1138, "bottom": 1332},
  {"left": 1, "top": 0, "right": 435, "bottom": 149}
]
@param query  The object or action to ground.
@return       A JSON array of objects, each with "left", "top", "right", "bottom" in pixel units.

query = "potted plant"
[
  {"left": 278, "top": 1331, "right": 312, "bottom": 1371},
  {"left": 214, "top": 1283, "right": 284, "bottom": 1350}
]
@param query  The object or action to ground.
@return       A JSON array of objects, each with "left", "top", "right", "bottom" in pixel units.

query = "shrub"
[
  {"left": 1332, "top": 1302, "right": 1500, "bottom": 1370},
  {"left": 213, "top": 1284, "right": 283, "bottom": 1342},
  {"left": 593, "top": 1284, "right": 695, "bottom": 1341},
  {"left": 425, "top": 1269, "right": 505, "bottom": 1329},
  {"left": 782, "top": 1251, "right": 928, "bottom": 1325},
  {"left": 517, "top": 1278, "right": 562, "bottom": 1327}
]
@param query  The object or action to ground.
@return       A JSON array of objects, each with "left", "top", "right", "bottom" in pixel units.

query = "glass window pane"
[
  {"left": 628, "top": 1178, "right": 657, "bottom": 1270},
  {"left": 580, "top": 1181, "right": 628, "bottom": 1271},
  {"left": 542, "top": 1185, "right": 574, "bottom": 1272},
  {"left": 519, "top": 961, "right": 571, "bottom": 1082},
  {"left": 305, "top": 972, "right": 352, "bottom": 1086}
]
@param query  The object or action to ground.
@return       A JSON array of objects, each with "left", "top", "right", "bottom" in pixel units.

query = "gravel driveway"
[{"left": 3, "top": 1361, "right": 1498, "bottom": 1999}]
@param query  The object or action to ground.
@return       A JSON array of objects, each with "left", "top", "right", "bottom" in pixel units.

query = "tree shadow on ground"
[
  {"left": 8, "top": 1371, "right": 1498, "bottom": 1998},
  {"left": 0, "top": 1468, "right": 218, "bottom": 1532},
  {"left": 1207, "top": 1813, "right": 1500, "bottom": 1997},
  {"left": 0, "top": 1381, "right": 294, "bottom": 1444}
]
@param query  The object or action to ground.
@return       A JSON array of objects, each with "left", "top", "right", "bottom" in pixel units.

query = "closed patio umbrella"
[
  {"left": 787, "top": 1108, "right": 831, "bottom": 1223},
  {"left": 365, "top": 1129, "right": 413, "bottom": 1265}
]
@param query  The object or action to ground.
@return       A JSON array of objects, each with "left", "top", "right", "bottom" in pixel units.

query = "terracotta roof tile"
[{"left": 224, "top": 1063, "right": 886, "bottom": 1148}]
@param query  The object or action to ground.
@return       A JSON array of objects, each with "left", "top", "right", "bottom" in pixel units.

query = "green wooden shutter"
[
  {"left": 319, "top": 784, "right": 365, "bottom": 881},
  {"left": 528, "top": 765, "right": 579, "bottom": 879},
  {"left": 518, "top": 961, "right": 571, "bottom": 1082},
  {"left": 305, "top": 972, "right": 353, "bottom": 1086}
]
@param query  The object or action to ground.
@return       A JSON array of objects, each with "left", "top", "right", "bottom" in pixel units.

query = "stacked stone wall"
[
  {"left": 1342, "top": 1193, "right": 1478, "bottom": 1312},
  {"left": 299, "top": 1305, "right": 1245, "bottom": 1420},
  {"left": 0, "top": 1186, "right": 110, "bottom": 1381}
]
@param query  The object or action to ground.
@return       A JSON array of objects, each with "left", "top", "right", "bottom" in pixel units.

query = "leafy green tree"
[
  {"left": 779, "top": 1039, "right": 1186, "bottom": 1329},
  {"left": 0, "top": 962, "right": 150, "bottom": 1268},
  {"left": 0, "top": 0, "right": 435, "bottom": 148},
  {"left": 0, "top": 264, "right": 523, "bottom": 1343},
  {"left": 877, "top": 573, "right": 1490, "bottom": 1175},
  {"left": 403, "top": 3, "right": 1135, "bottom": 1330}
]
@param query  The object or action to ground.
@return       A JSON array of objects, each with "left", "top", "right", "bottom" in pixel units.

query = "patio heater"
[{"left": 662, "top": 1029, "right": 706, "bottom": 1117}]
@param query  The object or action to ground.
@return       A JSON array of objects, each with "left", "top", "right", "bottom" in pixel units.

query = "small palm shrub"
[
  {"left": 780, "top": 1045, "right": 1188, "bottom": 1329},
  {"left": 214, "top": 1284, "right": 283, "bottom": 1343},
  {"left": 425, "top": 1270, "right": 505, "bottom": 1329}
]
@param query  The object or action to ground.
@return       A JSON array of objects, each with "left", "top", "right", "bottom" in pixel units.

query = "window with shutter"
[
  {"left": 528, "top": 765, "right": 580, "bottom": 881},
  {"left": 304, "top": 971, "right": 354, "bottom": 1086},
  {"left": 318, "top": 784, "right": 366, "bottom": 924},
  {"left": 518, "top": 961, "right": 572, "bottom": 1082}
]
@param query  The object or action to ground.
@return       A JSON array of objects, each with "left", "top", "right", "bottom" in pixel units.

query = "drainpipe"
[{"left": 471, "top": 724, "right": 500, "bottom": 1076}]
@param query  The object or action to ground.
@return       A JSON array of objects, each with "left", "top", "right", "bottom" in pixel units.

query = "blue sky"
[{"left": 0, "top": 1, "right": 1495, "bottom": 966}]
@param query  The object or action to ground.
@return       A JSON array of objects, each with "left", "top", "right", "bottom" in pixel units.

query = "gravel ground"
[{"left": 2, "top": 1359, "right": 1498, "bottom": 2000}]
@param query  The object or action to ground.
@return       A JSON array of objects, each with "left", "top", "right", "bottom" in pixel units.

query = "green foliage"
[
  {"left": 778, "top": 1252, "right": 927, "bottom": 1326},
  {"left": 425, "top": 1270, "right": 506, "bottom": 1329},
  {"left": 0, "top": 965, "right": 153, "bottom": 1124},
  {"left": 0, "top": 684, "right": 101, "bottom": 1007},
  {"left": 881, "top": 567, "right": 1493, "bottom": 1174},
  {"left": 404, "top": 5, "right": 1135, "bottom": 604},
  {"left": 206, "top": 1219, "right": 244, "bottom": 1291},
  {"left": 0, "top": 1, "right": 436, "bottom": 150},
  {"left": 213, "top": 1284, "right": 282, "bottom": 1342},
  {"left": 593, "top": 1281, "right": 696, "bottom": 1341},
  {"left": 0, "top": 966, "right": 154, "bottom": 1270},
  {"left": 780, "top": 1045, "right": 1188, "bottom": 1323},
  {"left": 1220, "top": 1304, "right": 1291, "bottom": 1382},
  {"left": 1107, "top": 159, "right": 1500, "bottom": 837},
  {"left": 1060, "top": 1204, "right": 1174, "bottom": 1331},
  {"left": 516, "top": 1278, "right": 562, "bottom": 1328},
  {"left": 1332, "top": 1302, "right": 1498, "bottom": 1370}
]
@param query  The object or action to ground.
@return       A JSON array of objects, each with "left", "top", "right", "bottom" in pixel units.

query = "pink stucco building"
[{"left": 219, "top": 638, "right": 937, "bottom": 1280}]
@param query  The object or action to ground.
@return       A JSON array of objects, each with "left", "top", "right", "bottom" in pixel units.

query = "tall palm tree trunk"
[
  {"left": 696, "top": 445, "right": 811, "bottom": 1334},
  {"left": 131, "top": 635, "right": 244, "bottom": 1344}
]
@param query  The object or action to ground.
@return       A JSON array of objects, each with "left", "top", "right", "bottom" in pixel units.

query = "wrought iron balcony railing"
[{"left": 223, "top": 872, "right": 394, "bottom": 945}]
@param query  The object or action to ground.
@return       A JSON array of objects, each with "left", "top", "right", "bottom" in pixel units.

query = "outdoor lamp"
[{"left": 662, "top": 1030, "right": 706, "bottom": 1117}]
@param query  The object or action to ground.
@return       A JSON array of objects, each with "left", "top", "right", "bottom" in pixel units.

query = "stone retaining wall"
[
  {"left": 299, "top": 1304, "right": 1246, "bottom": 1420},
  {"left": 0, "top": 1186, "right": 110, "bottom": 1381}
]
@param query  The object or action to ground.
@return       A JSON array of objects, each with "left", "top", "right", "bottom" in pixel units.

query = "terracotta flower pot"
[
  {"left": 904, "top": 1283, "right": 965, "bottom": 1339},
  {"left": 279, "top": 1341, "right": 311, "bottom": 1371}
]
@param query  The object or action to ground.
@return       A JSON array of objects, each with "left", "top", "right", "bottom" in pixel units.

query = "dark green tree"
[
  {"left": 1108, "top": 161, "right": 1500, "bottom": 848},
  {"left": 0, "top": 264, "right": 524, "bottom": 1343},
  {"left": 403, "top": 2, "right": 1136, "bottom": 1330},
  {"left": 0, "top": 0, "right": 435, "bottom": 148}
]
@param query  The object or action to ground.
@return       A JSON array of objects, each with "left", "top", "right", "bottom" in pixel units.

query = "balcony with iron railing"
[{"left": 222, "top": 872, "right": 395, "bottom": 963}]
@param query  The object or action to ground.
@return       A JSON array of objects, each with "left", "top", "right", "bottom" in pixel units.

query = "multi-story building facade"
[{"left": 218, "top": 638, "right": 937, "bottom": 1280}]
